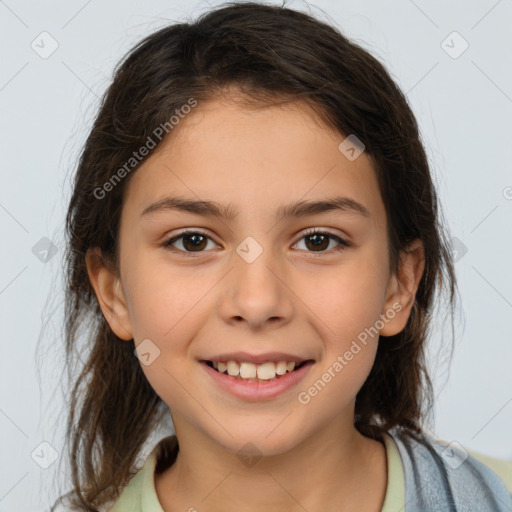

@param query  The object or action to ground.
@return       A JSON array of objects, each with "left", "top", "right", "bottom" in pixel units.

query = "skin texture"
[{"left": 86, "top": 95, "right": 425, "bottom": 511}]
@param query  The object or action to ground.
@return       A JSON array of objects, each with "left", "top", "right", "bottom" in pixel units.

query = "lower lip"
[{"left": 200, "top": 360, "right": 314, "bottom": 401}]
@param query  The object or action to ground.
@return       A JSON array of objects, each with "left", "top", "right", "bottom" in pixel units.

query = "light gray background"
[{"left": 0, "top": 0, "right": 511, "bottom": 510}]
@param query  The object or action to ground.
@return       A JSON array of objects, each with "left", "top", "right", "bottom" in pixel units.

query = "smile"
[
  {"left": 200, "top": 359, "right": 315, "bottom": 401},
  {"left": 205, "top": 359, "right": 308, "bottom": 381}
]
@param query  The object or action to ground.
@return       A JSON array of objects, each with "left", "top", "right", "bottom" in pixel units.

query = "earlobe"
[
  {"left": 85, "top": 248, "right": 133, "bottom": 341},
  {"left": 379, "top": 239, "right": 425, "bottom": 337}
]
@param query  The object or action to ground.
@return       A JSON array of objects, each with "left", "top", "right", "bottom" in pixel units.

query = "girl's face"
[{"left": 88, "top": 94, "right": 423, "bottom": 456}]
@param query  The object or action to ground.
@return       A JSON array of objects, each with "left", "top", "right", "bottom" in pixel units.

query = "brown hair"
[{"left": 58, "top": 2, "right": 458, "bottom": 509}]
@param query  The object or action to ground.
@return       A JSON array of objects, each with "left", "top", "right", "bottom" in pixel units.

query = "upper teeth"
[{"left": 213, "top": 360, "right": 297, "bottom": 380}]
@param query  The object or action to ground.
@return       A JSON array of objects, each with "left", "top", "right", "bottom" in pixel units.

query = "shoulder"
[
  {"left": 465, "top": 448, "right": 512, "bottom": 493},
  {"left": 388, "top": 427, "right": 512, "bottom": 511},
  {"left": 50, "top": 436, "right": 178, "bottom": 512},
  {"left": 108, "top": 434, "right": 178, "bottom": 511},
  {"left": 106, "top": 452, "right": 157, "bottom": 511}
]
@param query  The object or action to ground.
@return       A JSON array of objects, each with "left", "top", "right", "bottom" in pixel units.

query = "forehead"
[{"left": 123, "top": 96, "right": 386, "bottom": 229}]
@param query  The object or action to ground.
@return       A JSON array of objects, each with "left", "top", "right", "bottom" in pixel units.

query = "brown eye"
[
  {"left": 164, "top": 231, "right": 218, "bottom": 253},
  {"left": 304, "top": 233, "right": 330, "bottom": 251},
  {"left": 293, "top": 230, "right": 351, "bottom": 254}
]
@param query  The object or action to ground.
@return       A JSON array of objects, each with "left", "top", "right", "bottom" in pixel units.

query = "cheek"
[
  {"left": 297, "top": 268, "right": 384, "bottom": 414},
  {"left": 303, "top": 253, "right": 388, "bottom": 346},
  {"left": 123, "top": 250, "right": 213, "bottom": 340},
  {"left": 123, "top": 257, "right": 213, "bottom": 396},
  {"left": 295, "top": 250, "right": 388, "bottom": 404}
]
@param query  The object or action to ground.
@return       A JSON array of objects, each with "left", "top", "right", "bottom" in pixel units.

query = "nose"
[{"left": 217, "top": 244, "right": 294, "bottom": 330}]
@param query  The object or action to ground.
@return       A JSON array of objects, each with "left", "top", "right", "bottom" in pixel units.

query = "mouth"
[
  {"left": 201, "top": 359, "right": 314, "bottom": 383},
  {"left": 199, "top": 357, "right": 315, "bottom": 401}
]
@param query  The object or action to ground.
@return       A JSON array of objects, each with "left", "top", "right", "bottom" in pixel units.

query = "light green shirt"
[{"left": 107, "top": 434, "right": 512, "bottom": 511}]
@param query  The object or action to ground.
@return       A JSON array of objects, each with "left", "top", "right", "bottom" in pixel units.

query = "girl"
[{"left": 53, "top": 2, "right": 512, "bottom": 511}]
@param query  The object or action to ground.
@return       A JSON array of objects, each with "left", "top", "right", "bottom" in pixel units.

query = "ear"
[
  {"left": 379, "top": 238, "right": 425, "bottom": 336},
  {"left": 85, "top": 248, "right": 133, "bottom": 340}
]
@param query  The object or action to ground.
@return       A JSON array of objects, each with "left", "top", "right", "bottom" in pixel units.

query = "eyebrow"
[{"left": 140, "top": 195, "right": 371, "bottom": 222}]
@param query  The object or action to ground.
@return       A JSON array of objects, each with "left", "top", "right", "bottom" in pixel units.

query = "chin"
[{"left": 206, "top": 421, "right": 304, "bottom": 459}]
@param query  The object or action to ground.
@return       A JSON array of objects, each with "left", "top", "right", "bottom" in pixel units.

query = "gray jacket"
[{"left": 390, "top": 427, "right": 512, "bottom": 511}]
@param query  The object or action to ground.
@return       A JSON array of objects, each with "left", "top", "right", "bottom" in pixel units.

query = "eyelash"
[{"left": 162, "top": 228, "right": 351, "bottom": 257}]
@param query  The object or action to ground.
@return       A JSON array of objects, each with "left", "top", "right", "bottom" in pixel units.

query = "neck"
[{"left": 155, "top": 414, "right": 387, "bottom": 512}]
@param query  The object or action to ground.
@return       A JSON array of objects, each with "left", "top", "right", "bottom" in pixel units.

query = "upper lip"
[{"left": 201, "top": 351, "right": 313, "bottom": 365}]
